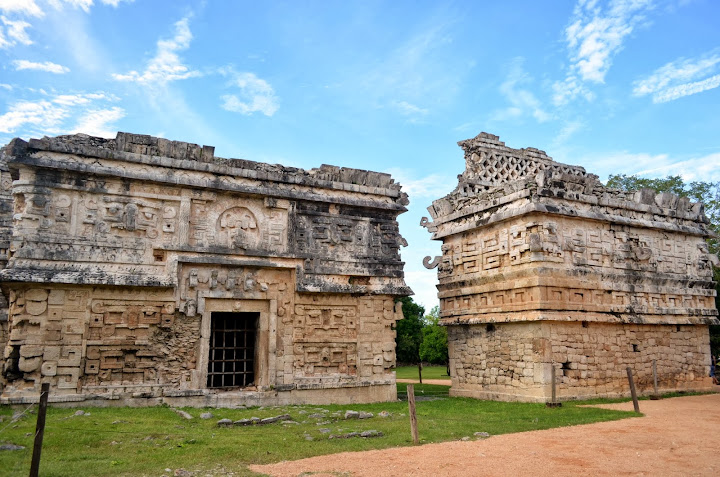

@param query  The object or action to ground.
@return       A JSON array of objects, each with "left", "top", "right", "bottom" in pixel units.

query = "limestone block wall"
[
  {"left": 0, "top": 132, "right": 410, "bottom": 406},
  {"left": 449, "top": 321, "right": 713, "bottom": 402}
]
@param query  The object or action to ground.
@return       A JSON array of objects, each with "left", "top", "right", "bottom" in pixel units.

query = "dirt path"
[{"left": 251, "top": 393, "right": 720, "bottom": 477}]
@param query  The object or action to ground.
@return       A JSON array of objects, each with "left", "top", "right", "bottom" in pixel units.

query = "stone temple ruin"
[
  {"left": 0, "top": 132, "right": 411, "bottom": 406},
  {"left": 423, "top": 132, "right": 719, "bottom": 402}
]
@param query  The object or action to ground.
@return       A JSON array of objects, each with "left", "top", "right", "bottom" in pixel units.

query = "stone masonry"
[
  {"left": 422, "top": 132, "right": 719, "bottom": 402},
  {"left": 0, "top": 132, "right": 411, "bottom": 406}
]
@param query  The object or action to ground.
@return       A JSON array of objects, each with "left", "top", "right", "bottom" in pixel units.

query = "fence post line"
[
  {"left": 407, "top": 384, "right": 419, "bottom": 444},
  {"left": 651, "top": 359, "right": 659, "bottom": 399},
  {"left": 29, "top": 382, "right": 50, "bottom": 477},
  {"left": 626, "top": 366, "right": 640, "bottom": 413}
]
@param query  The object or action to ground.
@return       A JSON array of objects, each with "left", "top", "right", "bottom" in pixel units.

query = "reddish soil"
[{"left": 251, "top": 393, "right": 720, "bottom": 477}]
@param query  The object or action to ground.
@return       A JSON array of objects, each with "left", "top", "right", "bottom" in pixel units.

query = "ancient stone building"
[
  {"left": 0, "top": 132, "right": 411, "bottom": 406},
  {"left": 422, "top": 132, "right": 719, "bottom": 402}
]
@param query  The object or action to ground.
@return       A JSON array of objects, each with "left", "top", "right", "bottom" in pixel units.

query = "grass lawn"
[
  {"left": 0, "top": 385, "right": 639, "bottom": 477},
  {"left": 395, "top": 365, "right": 450, "bottom": 380}
]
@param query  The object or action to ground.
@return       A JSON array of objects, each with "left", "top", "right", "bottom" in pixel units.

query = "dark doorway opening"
[{"left": 207, "top": 312, "right": 258, "bottom": 389}]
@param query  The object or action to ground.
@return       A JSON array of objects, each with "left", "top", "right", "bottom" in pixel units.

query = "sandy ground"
[{"left": 251, "top": 393, "right": 720, "bottom": 477}]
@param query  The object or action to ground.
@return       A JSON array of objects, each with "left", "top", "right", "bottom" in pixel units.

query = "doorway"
[{"left": 207, "top": 312, "right": 258, "bottom": 388}]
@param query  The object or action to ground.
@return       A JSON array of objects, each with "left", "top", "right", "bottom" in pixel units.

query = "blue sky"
[{"left": 1, "top": 0, "right": 719, "bottom": 311}]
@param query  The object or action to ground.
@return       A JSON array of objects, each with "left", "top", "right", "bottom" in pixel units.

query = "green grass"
[
  {"left": 0, "top": 387, "right": 639, "bottom": 477},
  {"left": 395, "top": 365, "right": 450, "bottom": 380}
]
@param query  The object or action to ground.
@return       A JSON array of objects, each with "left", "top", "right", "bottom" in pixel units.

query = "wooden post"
[
  {"left": 417, "top": 361, "right": 423, "bottom": 384},
  {"left": 546, "top": 363, "right": 562, "bottom": 407},
  {"left": 626, "top": 367, "right": 640, "bottom": 413},
  {"left": 407, "top": 384, "right": 419, "bottom": 444},
  {"left": 29, "top": 382, "right": 50, "bottom": 477},
  {"left": 651, "top": 359, "right": 660, "bottom": 400}
]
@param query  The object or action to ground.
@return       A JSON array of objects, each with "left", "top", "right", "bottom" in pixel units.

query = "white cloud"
[
  {"left": 633, "top": 51, "right": 720, "bottom": 103},
  {"left": 634, "top": 152, "right": 720, "bottom": 182},
  {"left": 580, "top": 149, "right": 720, "bottom": 184},
  {"left": 0, "top": 15, "right": 32, "bottom": 48},
  {"left": 491, "top": 57, "right": 550, "bottom": 123},
  {"left": 567, "top": 0, "right": 653, "bottom": 83},
  {"left": 48, "top": 0, "right": 92, "bottom": 13},
  {"left": 112, "top": 16, "right": 201, "bottom": 85},
  {"left": 69, "top": 106, "right": 125, "bottom": 137},
  {"left": 0, "top": 91, "right": 121, "bottom": 136},
  {"left": 0, "top": 0, "right": 44, "bottom": 17},
  {"left": 52, "top": 92, "right": 111, "bottom": 105},
  {"left": 220, "top": 72, "right": 279, "bottom": 117},
  {"left": 0, "top": 99, "right": 67, "bottom": 133},
  {"left": 12, "top": 59, "right": 69, "bottom": 73},
  {"left": 555, "top": 0, "right": 654, "bottom": 104}
]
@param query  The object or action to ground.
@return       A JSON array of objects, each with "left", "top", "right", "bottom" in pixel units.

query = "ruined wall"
[
  {"left": 0, "top": 132, "right": 410, "bottom": 406},
  {"left": 424, "top": 132, "right": 718, "bottom": 402},
  {"left": 449, "top": 322, "right": 711, "bottom": 401}
]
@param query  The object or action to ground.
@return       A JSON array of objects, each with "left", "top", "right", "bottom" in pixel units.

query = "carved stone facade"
[
  {"left": 423, "top": 132, "right": 719, "bottom": 402},
  {"left": 0, "top": 132, "right": 410, "bottom": 406}
]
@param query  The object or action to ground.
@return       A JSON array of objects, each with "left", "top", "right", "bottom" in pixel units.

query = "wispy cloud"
[
  {"left": 554, "top": 0, "right": 654, "bottom": 105},
  {"left": 352, "top": 19, "right": 463, "bottom": 120},
  {"left": 391, "top": 100, "right": 428, "bottom": 122},
  {"left": 383, "top": 168, "right": 455, "bottom": 200},
  {"left": 69, "top": 106, "right": 125, "bottom": 137},
  {"left": 0, "top": 0, "right": 44, "bottom": 17},
  {"left": 552, "top": 120, "right": 585, "bottom": 146},
  {"left": 0, "top": 0, "right": 134, "bottom": 50},
  {"left": 491, "top": 57, "right": 550, "bottom": 123},
  {"left": 634, "top": 152, "right": 720, "bottom": 182},
  {"left": 0, "top": 15, "right": 32, "bottom": 48},
  {"left": 220, "top": 70, "right": 279, "bottom": 117},
  {"left": 581, "top": 149, "right": 720, "bottom": 183},
  {"left": 112, "top": 16, "right": 201, "bottom": 85},
  {"left": 0, "top": 91, "right": 121, "bottom": 136},
  {"left": 633, "top": 50, "right": 720, "bottom": 103},
  {"left": 48, "top": 1, "right": 131, "bottom": 12},
  {"left": 13, "top": 59, "right": 69, "bottom": 73}
]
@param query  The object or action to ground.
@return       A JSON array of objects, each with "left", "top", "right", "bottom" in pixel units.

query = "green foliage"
[
  {"left": 419, "top": 306, "right": 448, "bottom": 365},
  {"left": 0, "top": 396, "right": 637, "bottom": 476},
  {"left": 606, "top": 174, "right": 720, "bottom": 355},
  {"left": 394, "top": 296, "right": 425, "bottom": 363}
]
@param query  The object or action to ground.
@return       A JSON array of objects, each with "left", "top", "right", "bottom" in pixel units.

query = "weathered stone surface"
[
  {"left": 0, "top": 132, "right": 410, "bottom": 406},
  {"left": 424, "top": 132, "right": 719, "bottom": 402}
]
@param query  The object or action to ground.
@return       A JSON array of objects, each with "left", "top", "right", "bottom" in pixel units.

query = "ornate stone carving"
[{"left": 427, "top": 132, "right": 718, "bottom": 402}]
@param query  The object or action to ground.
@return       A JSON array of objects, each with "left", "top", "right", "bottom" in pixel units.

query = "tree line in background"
[
  {"left": 395, "top": 175, "right": 720, "bottom": 364},
  {"left": 394, "top": 297, "right": 448, "bottom": 366}
]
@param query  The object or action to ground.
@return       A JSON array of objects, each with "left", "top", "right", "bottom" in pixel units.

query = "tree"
[
  {"left": 419, "top": 306, "right": 448, "bottom": 365},
  {"left": 394, "top": 296, "right": 425, "bottom": 364},
  {"left": 606, "top": 174, "right": 720, "bottom": 355}
]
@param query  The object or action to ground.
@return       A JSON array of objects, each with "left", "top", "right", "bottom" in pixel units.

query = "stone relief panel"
[
  {"left": 3, "top": 288, "right": 89, "bottom": 392},
  {"left": 439, "top": 218, "right": 714, "bottom": 282},
  {"left": 295, "top": 213, "right": 405, "bottom": 263},
  {"left": 189, "top": 196, "right": 288, "bottom": 253},
  {"left": 178, "top": 264, "right": 292, "bottom": 317}
]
